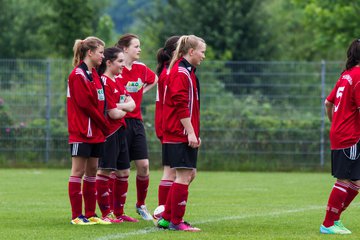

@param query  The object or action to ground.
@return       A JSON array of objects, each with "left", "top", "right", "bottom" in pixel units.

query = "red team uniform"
[
  {"left": 161, "top": 57, "right": 200, "bottom": 228},
  {"left": 101, "top": 75, "right": 128, "bottom": 135},
  {"left": 96, "top": 74, "right": 131, "bottom": 221},
  {"left": 155, "top": 66, "right": 168, "bottom": 142},
  {"left": 163, "top": 58, "right": 200, "bottom": 144},
  {"left": 67, "top": 62, "right": 108, "bottom": 143},
  {"left": 119, "top": 61, "right": 156, "bottom": 120},
  {"left": 321, "top": 66, "right": 360, "bottom": 233},
  {"left": 67, "top": 62, "right": 108, "bottom": 221},
  {"left": 155, "top": 65, "right": 173, "bottom": 206},
  {"left": 117, "top": 61, "right": 156, "bottom": 214},
  {"left": 326, "top": 67, "right": 360, "bottom": 150}
]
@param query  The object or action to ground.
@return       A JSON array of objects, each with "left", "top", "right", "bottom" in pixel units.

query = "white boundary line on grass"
[{"left": 95, "top": 204, "right": 327, "bottom": 240}]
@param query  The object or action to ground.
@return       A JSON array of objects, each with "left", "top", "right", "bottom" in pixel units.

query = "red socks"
[
  {"left": 68, "top": 176, "right": 82, "bottom": 219},
  {"left": 158, "top": 180, "right": 173, "bottom": 206},
  {"left": 96, "top": 174, "right": 110, "bottom": 217},
  {"left": 171, "top": 182, "right": 189, "bottom": 225},
  {"left": 109, "top": 173, "right": 116, "bottom": 211},
  {"left": 136, "top": 175, "right": 149, "bottom": 207},
  {"left": 113, "top": 175, "right": 129, "bottom": 217},
  {"left": 342, "top": 182, "right": 360, "bottom": 212},
  {"left": 83, "top": 175, "right": 97, "bottom": 218},
  {"left": 323, "top": 180, "right": 349, "bottom": 227},
  {"left": 162, "top": 185, "right": 173, "bottom": 221}
]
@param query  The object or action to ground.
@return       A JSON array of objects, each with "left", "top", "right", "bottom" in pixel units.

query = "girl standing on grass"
[
  {"left": 154, "top": 36, "right": 180, "bottom": 207},
  {"left": 67, "top": 36, "right": 110, "bottom": 225},
  {"left": 115, "top": 33, "right": 158, "bottom": 220},
  {"left": 320, "top": 39, "right": 360, "bottom": 234},
  {"left": 95, "top": 47, "right": 138, "bottom": 223},
  {"left": 156, "top": 35, "right": 206, "bottom": 231}
]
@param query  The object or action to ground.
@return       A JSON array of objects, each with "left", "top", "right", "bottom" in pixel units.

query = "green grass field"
[{"left": 1, "top": 169, "right": 360, "bottom": 239}]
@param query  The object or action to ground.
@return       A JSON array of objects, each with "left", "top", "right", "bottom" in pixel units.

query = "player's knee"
[
  {"left": 71, "top": 168, "right": 85, "bottom": 177},
  {"left": 116, "top": 169, "right": 130, "bottom": 177},
  {"left": 136, "top": 162, "right": 149, "bottom": 176},
  {"left": 190, "top": 170, "right": 197, "bottom": 183},
  {"left": 162, "top": 167, "right": 176, "bottom": 180}
]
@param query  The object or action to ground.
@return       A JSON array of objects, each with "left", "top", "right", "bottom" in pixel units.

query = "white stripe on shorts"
[
  {"left": 72, "top": 143, "right": 79, "bottom": 156},
  {"left": 350, "top": 144, "right": 356, "bottom": 160}
]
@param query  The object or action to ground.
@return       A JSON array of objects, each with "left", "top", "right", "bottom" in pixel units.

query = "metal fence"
[{"left": 0, "top": 59, "right": 344, "bottom": 170}]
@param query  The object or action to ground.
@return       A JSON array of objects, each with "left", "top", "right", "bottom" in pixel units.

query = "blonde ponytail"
[
  {"left": 168, "top": 35, "right": 205, "bottom": 70},
  {"left": 72, "top": 36, "right": 105, "bottom": 67}
]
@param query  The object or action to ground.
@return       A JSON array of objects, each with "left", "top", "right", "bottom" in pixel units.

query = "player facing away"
[
  {"left": 96, "top": 47, "right": 139, "bottom": 223},
  {"left": 156, "top": 35, "right": 206, "bottom": 231},
  {"left": 67, "top": 36, "right": 111, "bottom": 225},
  {"left": 320, "top": 39, "right": 360, "bottom": 234},
  {"left": 115, "top": 33, "right": 159, "bottom": 220},
  {"left": 155, "top": 36, "right": 180, "bottom": 207}
]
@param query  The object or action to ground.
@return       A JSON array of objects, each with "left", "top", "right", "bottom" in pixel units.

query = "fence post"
[
  {"left": 45, "top": 60, "right": 51, "bottom": 163},
  {"left": 320, "top": 60, "right": 326, "bottom": 168}
]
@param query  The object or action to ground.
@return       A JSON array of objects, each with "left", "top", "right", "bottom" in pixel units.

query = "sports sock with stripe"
[
  {"left": 68, "top": 176, "right": 82, "bottom": 219},
  {"left": 96, "top": 174, "right": 110, "bottom": 217},
  {"left": 323, "top": 180, "right": 349, "bottom": 227}
]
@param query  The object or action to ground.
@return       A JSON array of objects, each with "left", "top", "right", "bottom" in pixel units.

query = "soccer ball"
[{"left": 153, "top": 205, "right": 165, "bottom": 220}]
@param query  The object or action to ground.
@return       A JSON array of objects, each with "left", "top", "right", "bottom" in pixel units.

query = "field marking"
[{"left": 95, "top": 204, "right": 327, "bottom": 240}]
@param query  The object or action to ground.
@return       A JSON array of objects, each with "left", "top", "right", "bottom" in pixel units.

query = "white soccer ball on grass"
[{"left": 153, "top": 205, "right": 165, "bottom": 220}]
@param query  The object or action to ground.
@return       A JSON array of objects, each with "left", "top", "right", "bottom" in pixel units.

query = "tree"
[
  {"left": 261, "top": 0, "right": 315, "bottom": 61},
  {"left": 96, "top": 14, "right": 116, "bottom": 46},
  {"left": 136, "top": 0, "right": 275, "bottom": 61},
  {"left": 268, "top": 0, "right": 360, "bottom": 61},
  {"left": 0, "top": 0, "right": 53, "bottom": 58},
  {"left": 297, "top": 0, "right": 360, "bottom": 60},
  {"left": 0, "top": 0, "right": 113, "bottom": 59},
  {"left": 50, "top": 0, "right": 98, "bottom": 58}
]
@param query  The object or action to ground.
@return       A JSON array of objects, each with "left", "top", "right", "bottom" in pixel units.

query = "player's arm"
[
  {"left": 180, "top": 118, "right": 200, "bottom": 148},
  {"left": 143, "top": 75, "right": 158, "bottom": 94},
  {"left": 116, "top": 95, "right": 135, "bottom": 112},
  {"left": 107, "top": 108, "right": 127, "bottom": 120},
  {"left": 172, "top": 72, "right": 199, "bottom": 148},
  {"left": 324, "top": 99, "right": 334, "bottom": 122}
]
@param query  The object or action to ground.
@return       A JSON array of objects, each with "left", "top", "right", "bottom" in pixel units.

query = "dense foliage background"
[{"left": 1, "top": 0, "right": 359, "bottom": 61}]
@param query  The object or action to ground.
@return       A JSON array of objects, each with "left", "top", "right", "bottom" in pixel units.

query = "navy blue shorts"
[
  {"left": 163, "top": 143, "right": 198, "bottom": 169},
  {"left": 125, "top": 118, "right": 149, "bottom": 161},
  {"left": 332, "top": 141, "right": 360, "bottom": 180},
  {"left": 98, "top": 127, "right": 130, "bottom": 171},
  {"left": 70, "top": 142, "right": 104, "bottom": 158}
]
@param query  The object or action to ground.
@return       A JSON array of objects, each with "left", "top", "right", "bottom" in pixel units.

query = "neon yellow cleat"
[
  {"left": 71, "top": 215, "right": 96, "bottom": 225},
  {"left": 88, "top": 215, "right": 112, "bottom": 225}
]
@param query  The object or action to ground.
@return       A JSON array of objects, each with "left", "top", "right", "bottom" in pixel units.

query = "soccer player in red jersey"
[
  {"left": 67, "top": 36, "right": 110, "bottom": 225},
  {"left": 115, "top": 34, "right": 158, "bottom": 220},
  {"left": 96, "top": 47, "right": 139, "bottom": 223},
  {"left": 156, "top": 35, "right": 206, "bottom": 231},
  {"left": 154, "top": 36, "right": 180, "bottom": 207},
  {"left": 320, "top": 39, "right": 360, "bottom": 234}
]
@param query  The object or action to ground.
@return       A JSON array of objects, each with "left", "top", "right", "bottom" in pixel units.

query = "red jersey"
[
  {"left": 118, "top": 61, "right": 156, "bottom": 120},
  {"left": 326, "top": 66, "right": 360, "bottom": 149},
  {"left": 67, "top": 62, "right": 108, "bottom": 143},
  {"left": 163, "top": 58, "right": 200, "bottom": 143},
  {"left": 101, "top": 75, "right": 128, "bottom": 136},
  {"left": 154, "top": 66, "right": 168, "bottom": 142}
]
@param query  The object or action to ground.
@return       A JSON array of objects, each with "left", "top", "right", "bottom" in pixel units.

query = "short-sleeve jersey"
[
  {"left": 154, "top": 66, "right": 168, "bottom": 142},
  {"left": 67, "top": 62, "right": 107, "bottom": 143},
  {"left": 101, "top": 75, "right": 128, "bottom": 136},
  {"left": 326, "top": 66, "right": 360, "bottom": 149},
  {"left": 118, "top": 61, "right": 156, "bottom": 120}
]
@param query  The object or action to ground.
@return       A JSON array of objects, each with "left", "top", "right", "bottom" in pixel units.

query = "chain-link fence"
[{"left": 0, "top": 59, "right": 343, "bottom": 170}]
